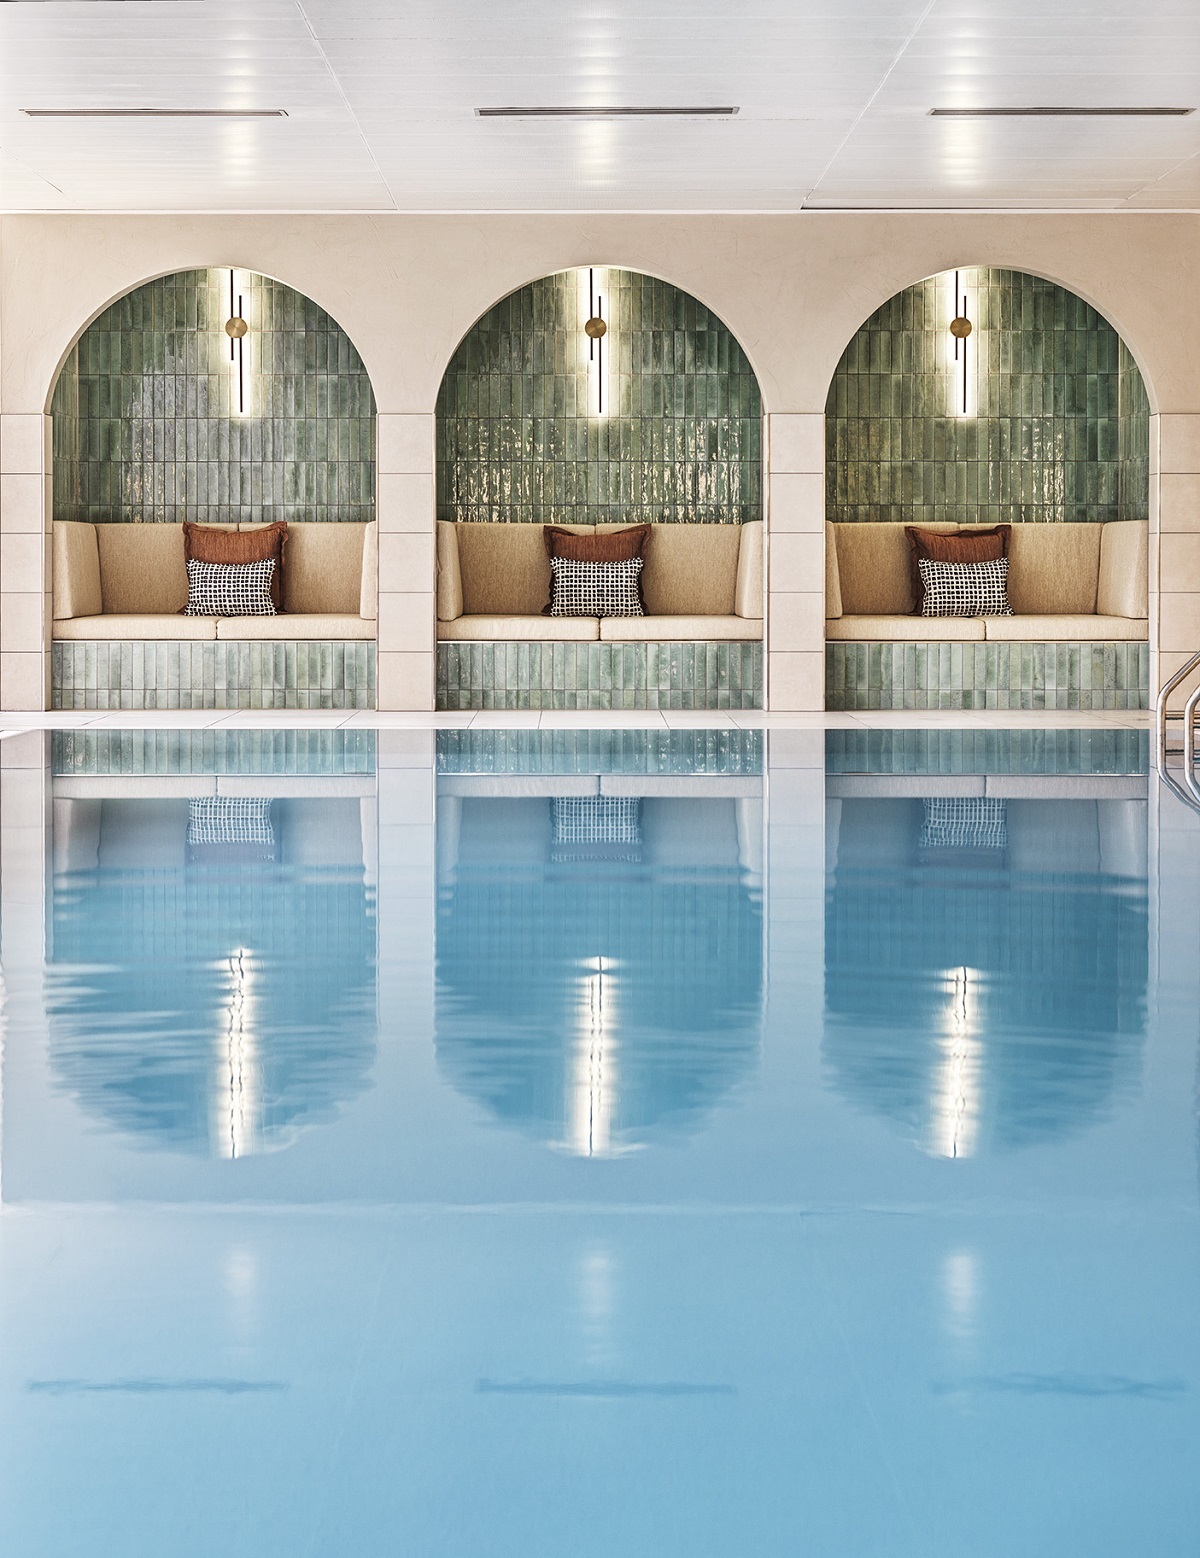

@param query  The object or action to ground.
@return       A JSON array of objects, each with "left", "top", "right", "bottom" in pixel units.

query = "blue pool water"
[{"left": 1, "top": 725, "right": 1196, "bottom": 1556}]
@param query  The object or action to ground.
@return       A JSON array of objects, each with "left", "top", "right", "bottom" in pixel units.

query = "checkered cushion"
[
  {"left": 549, "top": 556, "right": 644, "bottom": 618},
  {"left": 920, "top": 797, "right": 1008, "bottom": 850},
  {"left": 184, "top": 557, "right": 277, "bottom": 617},
  {"left": 918, "top": 556, "right": 1012, "bottom": 617},
  {"left": 187, "top": 797, "right": 275, "bottom": 845}
]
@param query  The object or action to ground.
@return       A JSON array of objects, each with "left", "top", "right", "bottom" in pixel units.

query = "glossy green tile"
[
  {"left": 436, "top": 269, "right": 761, "bottom": 527},
  {"left": 825, "top": 640, "right": 1148, "bottom": 711},
  {"left": 825, "top": 268, "right": 1148, "bottom": 528},
  {"left": 52, "top": 269, "right": 375, "bottom": 527}
]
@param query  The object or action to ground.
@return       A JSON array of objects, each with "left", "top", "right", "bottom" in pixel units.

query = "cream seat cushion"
[
  {"left": 438, "top": 614, "right": 599, "bottom": 642},
  {"left": 1096, "top": 521, "right": 1148, "bottom": 618},
  {"left": 216, "top": 614, "right": 375, "bottom": 640},
  {"left": 600, "top": 616, "right": 764, "bottom": 641},
  {"left": 54, "top": 522, "right": 103, "bottom": 618},
  {"left": 1006, "top": 524, "right": 1102, "bottom": 614},
  {"left": 983, "top": 614, "right": 1148, "bottom": 642},
  {"left": 825, "top": 614, "right": 986, "bottom": 642},
  {"left": 272, "top": 522, "right": 366, "bottom": 614},
  {"left": 734, "top": 521, "right": 764, "bottom": 618},
  {"left": 456, "top": 524, "right": 553, "bottom": 615},
  {"left": 95, "top": 523, "right": 189, "bottom": 615},
  {"left": 640, "top": 523, "right": 741, "bottom": 616},
  {"left": 53, "top": 614, "right": 217, "bottom": 641},
  {"left": 825, "top": 522, "right": 842, "bottom": 619},
  {"left": 832, "top": 523, "right": 956, "bottom": 615}
]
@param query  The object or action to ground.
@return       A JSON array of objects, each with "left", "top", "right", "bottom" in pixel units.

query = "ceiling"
[{"left": 2, "top": 0, "right": 1200, "bottom": 213}]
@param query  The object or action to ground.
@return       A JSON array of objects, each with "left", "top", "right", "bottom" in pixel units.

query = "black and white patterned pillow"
[
  {"left": 187, "top": 797, "right": 275, "bottom": 846},
  {"left": 549, "top": 556, "right": 644, "bottom": 618},
  {"left": 184, "top": 557, "right": 277, "bottom": 617},
  {"left": 918, "top": 556, "right": 1012, "bottom": 617},
  {"left": 920, "top": 797, "right": 1008, "bottom": 850}
]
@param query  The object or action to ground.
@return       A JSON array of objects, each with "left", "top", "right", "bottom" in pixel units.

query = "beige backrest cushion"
[
  {"left": 277, "top": 522, "right": 366, "bottom": 613},
  {"left": 96, "top": 523, "right": 188, "bottom": 614},
  {"left": 641, "top": 523, "right": 741, "bottom": 615},
  {"left": 457, "top": 522, "right": 553, "bottom": 615},
  {"left": 735, "top": 521, "right": 764, "bottom": 618},
  {"left": 1007, "top": 523, "right": 1102, "bottom": 614},
  {"left": 833, "top": 522, "right": 954, "bottom": 614},
  {"left": 360, "top": 522, "right": 377, "bottom": 620},
  {"left": 53, "top": 521, "right": 102, "bottom": 619},
  {"left": 437, "top": 521, "right": 464, "bottom": 620},
  {"left": 1097, "top": 520, "right": 1148, "bottom": 618},
  {"left": 825, "top": 521, "right": 842, "bottom": 619}
]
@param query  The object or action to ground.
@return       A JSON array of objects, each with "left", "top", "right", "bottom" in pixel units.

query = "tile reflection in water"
[
  {"left": 824, "top": 786, "right": 1148, "bottom": 1154},
  {"left": 48, "top": 794, "right": 377, "bottom": 1157},
  {"left": 435, "top": 777, "right": 765, "bottom": 1152}
]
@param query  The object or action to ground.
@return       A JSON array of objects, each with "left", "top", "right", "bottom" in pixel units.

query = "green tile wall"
[
  {"left": 52, "top": 641, "right": 375, "bottom": 710},
  {"left": 824, "top": 728, "right": 1148, "bottom": 776},
  {"left": 825, "top": 268, "right": 1150, "bottom": 526},
  {"left": 826, "top": 641, "right": 1148, "bottom": 711},
  {"left": 52, "top": 268, "right": 376, "bottom": 525},
  {"left": 436, "top": 268, "right": 762, "bottom": 526},
  {"left": 52, "top": 728, "right": 376, "bottom": 776},
  {"left": 437, "top": 641, "right": 763, "bottom": 710},
  {"left": 436, "top": 728, "right": 763, "bottom": 774}
]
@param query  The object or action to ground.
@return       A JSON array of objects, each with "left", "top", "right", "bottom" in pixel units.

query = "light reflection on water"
[{"left": 2, "top": 728, "right": 1195, "bottom": 1558}]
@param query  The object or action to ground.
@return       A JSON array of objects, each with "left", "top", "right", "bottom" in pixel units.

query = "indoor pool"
[{"left": 0, "top": 724, "right": 1196, "bottom": 1557}]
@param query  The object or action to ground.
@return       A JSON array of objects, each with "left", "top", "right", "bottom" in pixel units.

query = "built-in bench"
[
  {"left": 825, "top": 519, "right": 1149, "bottom": 710},
  {"left": 435, "top": 520, "right": 763, "bottom": 710},
  {"left": 52, "top": 520, "right": 377, "bottom": 709}
]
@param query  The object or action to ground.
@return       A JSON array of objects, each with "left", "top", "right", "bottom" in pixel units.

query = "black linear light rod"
[
  {"left": 930, "top": 106, "right": 1193, "bottom": 118},
  {"left": 21, "top": 108, "right": 289, "bottom": 119},
  {"left": 477, "top": 105, "right": 738, "bottom": 118}
]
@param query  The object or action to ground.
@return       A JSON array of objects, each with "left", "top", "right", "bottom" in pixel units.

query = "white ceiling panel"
[{"left": 0, "top": 0, "right": 1198, "bottom": 210}]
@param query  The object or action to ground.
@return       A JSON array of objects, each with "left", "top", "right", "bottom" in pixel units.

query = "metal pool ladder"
[{"left": 1155, "top": 649, "right": 1200, "bottom": 809}]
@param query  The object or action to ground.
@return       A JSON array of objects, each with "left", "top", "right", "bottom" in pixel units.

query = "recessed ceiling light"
[
  {"left": 930, "top": 106, "right": 1193, "bottom": 118},
  {"left": 20, "top": 108, "right": 289, "bottom": 119},
  {"left": 476, "top": 106, "right": 739, "bottom": 119}
]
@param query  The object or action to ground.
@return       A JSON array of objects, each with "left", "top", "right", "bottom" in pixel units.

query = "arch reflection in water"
[
  {"left": 435, "top": 782, "right": 765, "bottom": 1153},
  {"left": 48, "top": 796, "right": 378, "bottom": 1157},
  {"left": 824, "top": 792, "right": 1149, "bottom": 1155}
]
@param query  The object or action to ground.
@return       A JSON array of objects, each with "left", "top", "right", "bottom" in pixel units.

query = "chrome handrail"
[
  {"left": 1155, "top": 649, "right": 1200, "bottom": 814},
  {"left": 1155, "top": 648, "right": 1200, "bottom": 768}
]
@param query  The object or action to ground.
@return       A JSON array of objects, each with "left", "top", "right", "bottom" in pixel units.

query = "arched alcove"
[
  {"left": 51, "top": 267, "right": 377, "bottom": 527},
  {"left": 436, "top": 266, "right": 762, "bottom": 527},
  {"left": 821, "top": 268, "right": 1153, "bottom": 713},
  {"left": 825, "top": 267, "right": 1150, "bottom": 528},
  {"left": 433, "top": 267, "right": 766, "bottom": 711}
]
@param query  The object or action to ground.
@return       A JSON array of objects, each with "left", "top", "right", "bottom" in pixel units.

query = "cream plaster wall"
[{"left": 3, "top": 212, "right": 1199, "bottom": 712}]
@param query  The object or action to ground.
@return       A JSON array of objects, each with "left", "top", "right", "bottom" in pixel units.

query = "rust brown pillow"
[
  {"left": 542, "top": 525, "right": 650, "bottom": 614},
  {"left": 905, "top": 525, "right": 1011, "bottom": 615},
  {"left": 183, "top": 522, "right": 288, "bottom": 611},
  {"left": 542, "top": 524, "right": 650, "bottom": 562}
]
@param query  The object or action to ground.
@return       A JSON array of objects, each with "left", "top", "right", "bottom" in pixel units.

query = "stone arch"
[
  {"left": 823, "top": 265, "right": 1151, "bottom": 531},
  {"left": 49, "top": 266, "right": 377, "bottom": 529},
  {"left": 434, "top": 265, "right": 764, "bottom": 529}
]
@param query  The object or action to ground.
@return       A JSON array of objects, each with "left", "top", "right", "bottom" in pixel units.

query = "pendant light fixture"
[
  {"left": 225, "top": 270, "right": 248, "bottom": 415},
  {"left": 585, "top": 267, "right": 607, "bottom": 414},
  {"left": 950, "top": 270, "right": 973, "bottom": 415}
]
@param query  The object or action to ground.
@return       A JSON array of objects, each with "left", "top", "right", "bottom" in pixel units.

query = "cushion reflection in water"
[
  {"left": 824, "top": 791, "right": 1148, "bottom": 1156},
  {"left": 47, "top": 796, "right": 377, "bottom": 1157},
  {"left": 435, "top": 781, "right": 765, "bottom": 1154}
]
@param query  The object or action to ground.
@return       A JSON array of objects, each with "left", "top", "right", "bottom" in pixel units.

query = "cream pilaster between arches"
[
  {"left": 0, "top": 414, "right": 52, "bottom": 711},
  {"left": 766, "top": 413, "right": 825, "bottom": 712},
  {"left": 1154, "top": 412, "right": 1200, "bottom": 710},
  {"left": 376, "top": 413, "right": 437, "bottom": 712}
]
